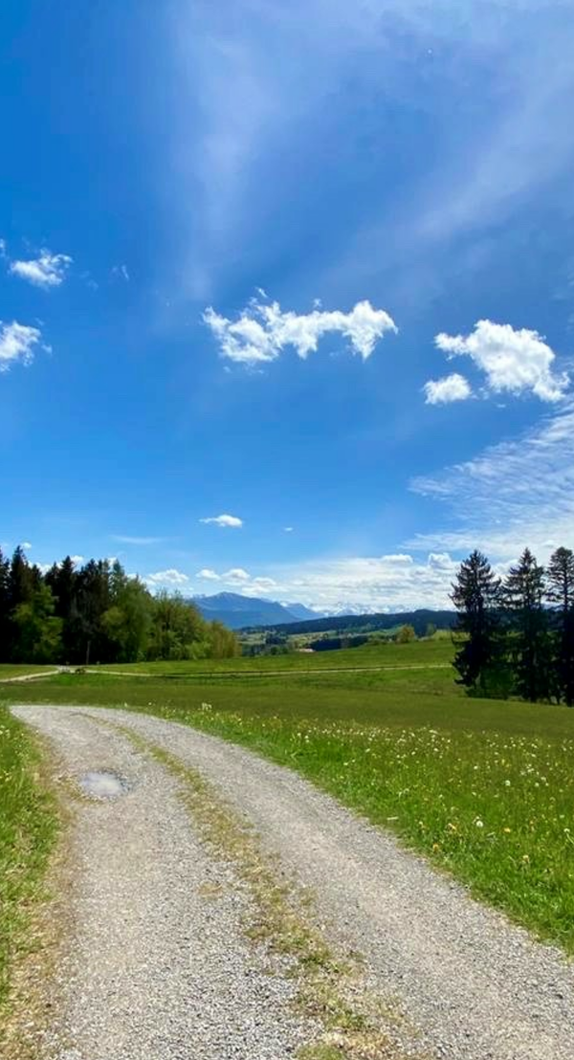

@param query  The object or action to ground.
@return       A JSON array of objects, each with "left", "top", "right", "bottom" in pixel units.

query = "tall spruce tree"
[
  {"left": 546, "top": 547, "right": 574, "bottom": 706},
  {"left": 0, "top": 548, "right": 10, "bottom": 662},
  {"left": 451, "top": 550, "right": 503, "bottom": 693},
  {"left": 504, "top": 548, "right": 551, "bottom": 702}
]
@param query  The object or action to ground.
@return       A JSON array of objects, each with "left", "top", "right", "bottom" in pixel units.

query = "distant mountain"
[
  {"left": 242, "top": 608, "right": 458, "bottom": 636},
  {"left": 283, "top": 602, "right": 326, "bottom": 621},
  {"left": 192, "top": 592, "right": 309, "bottom": 630}
]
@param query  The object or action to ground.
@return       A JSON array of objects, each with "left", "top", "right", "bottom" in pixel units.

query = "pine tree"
[
  {"left": 0, "top": 548, "right": 10, "bottom": 662},
  {"left": 547, "top": 547, "right": 574, "bottom": 706},
  {"left": 451, "top": 550, "right": 504, "bottom": 693},
  {"left": 46, "top": 556, "right": 80, "bottom": 661},
  {"left": 504, "top": 548, "right": 551, "bottom": 702}
]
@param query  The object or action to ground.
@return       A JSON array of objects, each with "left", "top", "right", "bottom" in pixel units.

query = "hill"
[
  {"left": 192, "top": 592, "right": 317, "bottom": 629},
  {"left": 241, "top": 607, "right": 457, "bottom": 636}
]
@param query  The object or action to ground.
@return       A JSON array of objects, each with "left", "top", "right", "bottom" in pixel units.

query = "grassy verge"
[
  {"left": 0, "top": 705, "right": 59, "bottom": 1017},
  {"left": 7, "top": 670, "right": 574, "bottom": 952},
  {"left": 0, "top": 666, "right": 57, "bottom": 681}
]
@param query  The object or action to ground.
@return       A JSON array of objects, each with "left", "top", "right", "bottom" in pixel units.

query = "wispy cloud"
[
  {"left": 111, "top": 264, "right": 130, "bottom": 282},
  {"left": 204, "top": 296, "right": 397, "bottom": 365},
  {"left": 0, "top": 322, "right": 44, "bottom": 372},
  {"left": 9, "top": 249, "right": 72, "bottom": 288},
  {"left": 200, "top": 513, "right": 243, "bottom": 528},
  {"left": 146, "top": 568, "right": 190, "bottom": 586},
  {"left": 410, "top": 400, "right": 574, "bottom": 560},
  {"left": 424, "top": 373, "right": 472, "bottom": 405},
  {"left": 433, "top": 320, "right": 569, "bottom": 403},
  {"left": 168, "top": 2, "right": 574, "bottom": 300}
]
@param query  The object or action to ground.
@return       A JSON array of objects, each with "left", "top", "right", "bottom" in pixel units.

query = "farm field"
[
  {"left": 96, "top": 637, "right": 454, "bottom": 673},
  {"left": 5, "top": 639, "right": 574, "bottom": 954}
]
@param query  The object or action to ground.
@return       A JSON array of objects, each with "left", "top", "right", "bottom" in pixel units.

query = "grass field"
[
  {"left": 0, "top": 665, "right": 57, "bottom": 681},
  {"left": 5, "top": 640, "right": 574, "bottom": 954},
  {"left": 97, "top": 638, "right": 454, "bottom": 673},
  {"left": 0, "top": 705, "right": 58, "bottom": 1014}
]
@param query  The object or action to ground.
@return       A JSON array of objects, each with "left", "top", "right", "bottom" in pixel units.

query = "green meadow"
[{"left": 4, "top": 637, "right": 574, "bottom": 954}]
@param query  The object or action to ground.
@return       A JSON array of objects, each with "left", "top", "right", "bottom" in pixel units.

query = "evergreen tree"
[
  {"left": 0, "top": 548, "right": 10, "bottom": 662},
  {"left": 547, "top": 547, "right": 574, "bottom": 706},
  {"left": 46, "top": 556, "right": 80, "bottom": 662},
  {"left": 451, "top": 550, "right": 504, "bottom": 693},
  {"left": 73, "top": 559, "right": 112, "bottom": 664},
  {"left": 504, "top": 549, "right": 551, "bottom": 702},
  {"left": 8, "top": 546, "right": 35, "bottom": 610}
]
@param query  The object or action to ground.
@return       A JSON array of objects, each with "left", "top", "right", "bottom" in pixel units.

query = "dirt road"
[{"left": 12, "top": 705, "right": 574, "bottom": 1060}]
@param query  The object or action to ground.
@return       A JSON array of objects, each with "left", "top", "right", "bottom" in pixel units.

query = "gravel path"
[
  {"left": 12, "top": 706, "right": 311, "bottom": 1060},
  {"left": 13, "top": 705, "right": 574, "bottom": 1060}
]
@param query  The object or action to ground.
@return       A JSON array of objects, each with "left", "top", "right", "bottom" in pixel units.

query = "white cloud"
[
  {"left": 197, "top": 568, "right": 220, "bottom": 580},
  {"left": 435, "top": 320, "right": 569, "bottom": 403},
  {"left": 193, "top": 552, "right": 453, "bottom": 610},
  {"left": 251, "top": 576, "right": 277, "bottom": 591},
  {"left": 9, "top": 250, "right": 72, "bottom": 288},
  {"left": 410, "top": 400, "right": 574, "bottom": 561},
  {"left": 70, "top": 555, "right": 84, "bottom": 566},
  {"left": 146, "top": 568, "right": 190, "bottom": 586},
  {"left": 223, "top": 567, "right": 250, "bottom": 582},
  {"left": 21, "top": 541, "right": 32, "bottom": 550},
  {"left": 424, "top": 373, "right": 471, "bottom": 405},
  {"left": 203, "top": 296, "right": 397, "bottom": 365},
  {"left": 0, "top": 322, "right": 43, "bottom": 372},
  {"left": 200, "top": 513, "right": 243, "bottom": 528},
  {"left": 283, "top": 526, "right": 294, "bottom": 533}
]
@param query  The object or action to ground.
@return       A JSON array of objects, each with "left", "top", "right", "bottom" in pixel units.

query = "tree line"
[
  {"left": 452, "top": 547, "right": 574, "bottom": 704},
  {"left": 0, "top": 547, "right": 240, "bottom": 664}
]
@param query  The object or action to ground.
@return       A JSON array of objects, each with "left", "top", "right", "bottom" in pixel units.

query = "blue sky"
[{"left": 2, "top": 0, "right": 574, "bottom": 611}]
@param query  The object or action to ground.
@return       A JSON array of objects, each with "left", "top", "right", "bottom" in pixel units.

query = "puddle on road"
[{"left": 79, "top": 771, "right": 129, "bottom": 799}]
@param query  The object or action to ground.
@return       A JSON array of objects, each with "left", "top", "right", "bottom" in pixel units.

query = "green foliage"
[
  {"left": 11, "top": 584, "right": 62, "bottom": 663},
  {"left": 102, "top": 578, "right": 152, "bottom": 662},
  {"left": 395, "top": 624, "right": 416, "bottom": 644},
  {"left": 0, "top": 549, "right": 238, "bottom": 666}
]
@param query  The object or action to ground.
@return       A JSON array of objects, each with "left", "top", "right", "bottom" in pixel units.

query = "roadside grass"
[
  {"left": 0, "top": 705, "right": 59, "bottom": 1016},
  {"left": 7, "top": 662, "right": 574, "bottom": 953},
  {"left": 0, "top": 665, "right": 57, "bottom": 681}
]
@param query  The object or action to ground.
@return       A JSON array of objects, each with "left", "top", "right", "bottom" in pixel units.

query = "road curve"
[{"left": 12, "top": 705, "right": 574, "bottom": 1060}]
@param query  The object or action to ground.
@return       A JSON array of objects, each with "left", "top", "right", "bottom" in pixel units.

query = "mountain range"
[{"left": 192, "top": 592, "right": 324, "bottom": 630}]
